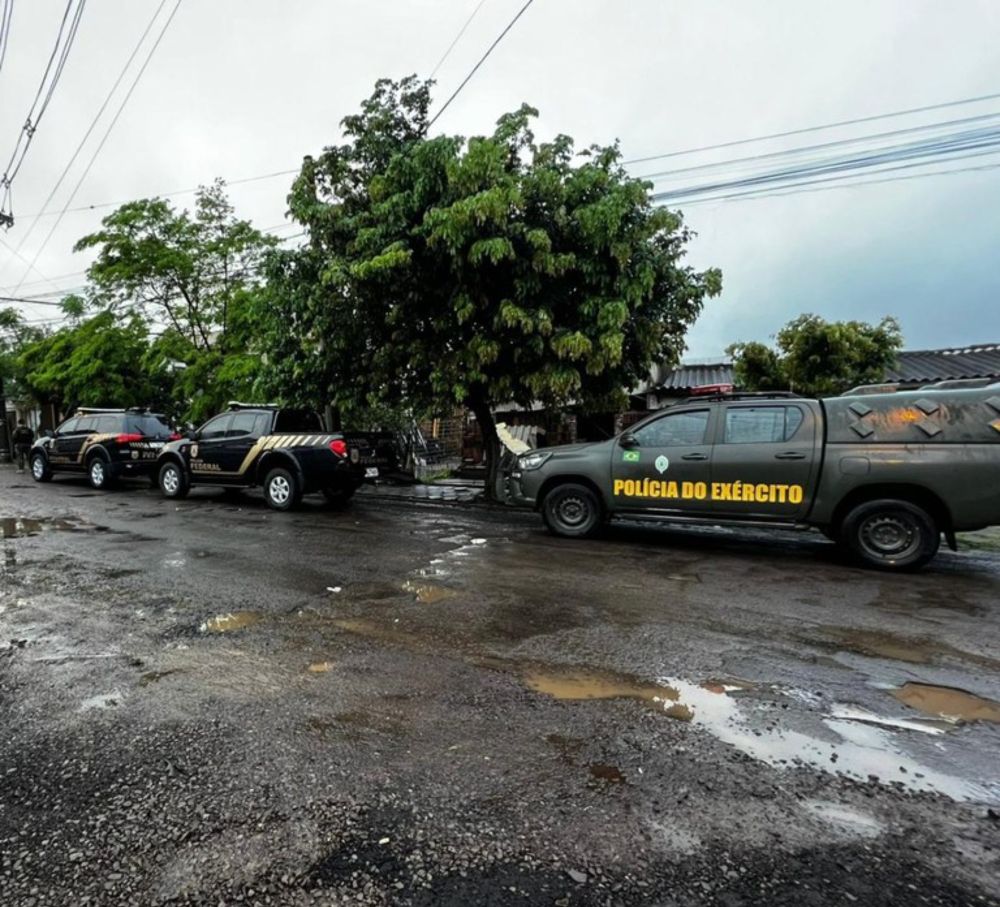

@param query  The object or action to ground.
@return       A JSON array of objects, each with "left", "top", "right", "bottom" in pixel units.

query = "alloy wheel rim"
[
  {"left": 91, "top": 461, "right": 104, "bottom": 486},
  {"left": 270, "top": 476, "right": 290, "bottom": 504},
  {"left": 163, "top": 469, "right": 179, "bottom": 494},
  {"left": 32, "top": 458, "right": 44, "bottom": 479}
]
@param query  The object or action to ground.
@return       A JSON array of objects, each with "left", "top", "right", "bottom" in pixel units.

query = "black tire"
[
  {"left": 87, "top": 454, "right": 115, "bottom": 490},
  {"left": 30, "top": 452, "right": 52, "bottom": 483},
  {"left": 158, "top": 460, "right": 189, "bottom": 500},
  {"left": 541, "top": 482, "right": 603, "bottom": 539},
  {"left": 322, "top": 484, "right": 357, "bottom": 506},
  {"left": 841, "top": 499, "right": 940, "bottom": 571},
  {"left": 264, "top": 467, "right": 301, "bottom": 511}
]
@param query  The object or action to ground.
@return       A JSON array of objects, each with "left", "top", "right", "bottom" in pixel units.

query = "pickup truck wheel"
[
  {"left": 159, "top": 461, "right": 189, "bottom": 499},
  {"left": 842, "top": 499, "right": 940, "bottom": 571},
  {"left": 87, "top": 454, "right": 115, "bottom": 490},
  {"left": 542, "top": 483, "right": 602, "bottom": 539},
  {"left": 30, "top": 452, "right": 52, "bottom": 482},
  {"left": 264, "top": 467, "right": 302, "bottom": 511}
]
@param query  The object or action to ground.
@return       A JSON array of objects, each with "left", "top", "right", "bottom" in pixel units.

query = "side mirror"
[
  {"left": 187, "top": 430, "right": 200, "bottom": 441},
  {"left": 43, "top": 429, "right": 54, "bottom": 438},
  {"left": 619, "top": 432, "right": 638, "bottom": 449}
]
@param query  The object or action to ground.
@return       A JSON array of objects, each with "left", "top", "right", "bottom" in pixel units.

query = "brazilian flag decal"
[{"left": 623, "top": 450, "right": 640, "bottom": 463}]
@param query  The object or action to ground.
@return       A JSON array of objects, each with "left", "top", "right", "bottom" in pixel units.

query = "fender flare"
[
  {"left": 256, "top": 450, "right": 306, "bottom": 489},
  {"left": 84, "top": 444, "right": 112, "bottom": 465}
]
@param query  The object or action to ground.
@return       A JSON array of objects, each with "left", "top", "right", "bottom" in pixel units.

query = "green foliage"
[
  {"left": 729, "top": 314, "right": 903, "bottom": 397},
  {"left": 75, "top": 180, "right": 276, "bottom": 354},
  {"left": 17, "top": 311, "right": 168, "bottom": 410},
  {"left": 255, "top": 77, "right": 721, "bottom": 487},
  {"left": 1, "top": 307, "right": 46, "bottom": 406}
]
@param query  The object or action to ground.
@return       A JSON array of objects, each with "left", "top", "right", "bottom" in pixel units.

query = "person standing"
[{"left": 12, "top": 420, "right": 34, "bottom": 472}]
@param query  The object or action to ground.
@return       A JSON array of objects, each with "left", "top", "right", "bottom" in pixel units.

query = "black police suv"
[
  {"left": 155, "top": 403, "right": 381, "bottom": 510},
  {"left": 30, "top": 408, "right": 178, "bottom": 489}
]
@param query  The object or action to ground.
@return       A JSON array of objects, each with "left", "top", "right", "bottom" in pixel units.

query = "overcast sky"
[{"left": 1, "top": 0, "right": 999, "bottom": 358}]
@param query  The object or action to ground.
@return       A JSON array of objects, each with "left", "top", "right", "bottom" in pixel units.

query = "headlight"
[{"left": 518, "top": 451, "right": 551, "bottom": 471}]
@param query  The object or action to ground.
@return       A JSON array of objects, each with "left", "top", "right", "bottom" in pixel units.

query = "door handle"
[
  {"left": 774, "top": 451, "right": 806, "bottom": 460},
  {"left": 681, "top": 453, "right": 708, "bottom": 461}
]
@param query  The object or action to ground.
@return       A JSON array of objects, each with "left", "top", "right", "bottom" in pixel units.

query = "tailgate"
[{"left": 343, "top": 432, "right": 399, "bottom": 472}]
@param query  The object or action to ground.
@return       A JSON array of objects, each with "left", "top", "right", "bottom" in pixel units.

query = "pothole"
[
  {"left": 200, "top": 612, "right": 263, "bottom": 633},
  {"left": 892, "top": 682, "right": 1000, "bottom": 723}
]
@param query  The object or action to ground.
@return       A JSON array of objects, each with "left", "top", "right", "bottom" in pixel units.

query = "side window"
[
  {"left": 633, "top": 410, "right": 710, "bottom": 447},
  {"left": 75, "top": 416, "right": 98, "bottom": 434},
  {"left": 228, "top": 413, "right": 262, "bottom": 437},
  {"left": 57, "top": 417, "right": 80, "bottom": 435},
  {"left": 724, "top": 406, "right": 804, "bottom": 444},
  {"left": 254, "top": 413, "right": 272, "bottom": 436},
  {"left": 199, "top": 415, "right": 231, "bottom": 441},
  {"left": 95, "top": 416, "right": 120, "bottom": 434}
]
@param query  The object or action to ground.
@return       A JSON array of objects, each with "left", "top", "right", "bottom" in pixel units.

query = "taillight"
[
  {"left": 115, "top": 433, "right": 144, "bottom": 443},
  {"left": 329, "top": 439, "right": 348, "bottom": 457},
  {"left": 168, "top": 433, "right": 182, "bottom": 441}
]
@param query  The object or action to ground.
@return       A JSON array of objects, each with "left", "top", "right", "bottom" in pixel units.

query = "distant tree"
[
  {"left": 728, "top": 314, "right": 903, "bottom": 397},
  {"left": 17, "top": 310, "right": 168, "bottom": 412},
  {"left": 256, "top": 77, "right": 721, "bottom": 493},
  {"left": 73, "top": 181, "right": 276, "bottom": 420}
]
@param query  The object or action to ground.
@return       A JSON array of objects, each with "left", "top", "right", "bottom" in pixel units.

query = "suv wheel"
[
  {"left": 30, "top": 452, "right": 52, "bottom": 482},
  {"left": 88, "top": 455, "right": 114, "bottom": 490},
  {"left": 841, "top": 499, "right": 940, "bottom": 571},
  {"left": 542, "top": 483, "right": 603, "bottom": 538},
  {"left": 264, "top": 467, "right": 301, "bottom": 511},
  {"left": 159, "top": 461, "right": 189, "bottom": 499}
]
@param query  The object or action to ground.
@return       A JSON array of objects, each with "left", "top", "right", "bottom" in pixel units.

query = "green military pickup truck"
[{"left": 506, "top": 386, "right": 1000, "bottom": 570}]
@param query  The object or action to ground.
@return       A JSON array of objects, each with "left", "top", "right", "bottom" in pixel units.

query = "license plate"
[
  {"left": 365, "top": 467, "right": 379, "bottom": 478},
  {"left": 148, "top": 441, "right": 164, "bottom": 448}
]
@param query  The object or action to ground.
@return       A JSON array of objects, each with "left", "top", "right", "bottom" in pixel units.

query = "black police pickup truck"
[
  {"left": 156, "top": 403, "right": 381, "bottom": 510},
  {"left": 30, "top": 408, "right": 178, "bottom": 489}
]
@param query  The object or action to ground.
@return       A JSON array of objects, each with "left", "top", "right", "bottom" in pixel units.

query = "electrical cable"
[
  {"left": 428, "top": 0, "right": 536, "bottom": 128},
  {"left": 1, "top": 0, "right": 87, "bottom": 219},
  {"left": 430, "top": 0, "right": 490, "bottom": 78},
  {"left": 6, "top": 0, "right": 170, "bottom": 260},
  {"left": 0, "top": 0, "right": 14, "bottom": 79},
  {"left": 10, "top": 0, "right": 182, "bottom": 294},
  {"left": 623, "top": 89, "right": 1000, "bottom": 166}
]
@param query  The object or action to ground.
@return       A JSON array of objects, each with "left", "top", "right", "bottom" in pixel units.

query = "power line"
[
  {"left": 0, "top": 0, "right": 87, "bottom": 224},
  {"left": 623, "top": 89, "right": 1000, "bottom": 167},
  {"left": 6, "top": 0, "right": 170, "bottom": 260},
  {"left": 10, "top": 0, "right": 183, "bottom": 295},
  {"left": 428, "top": 0, "right": 536, "bottom": 128},
  {"left": 18, "top": 167, "right": 299, "bottom": 221},
  {"left": 430, "top": 0, "right": 490, "bottom": 78},
  {"left": 0, "top": 0, "right": 14, "bottom": 79}
]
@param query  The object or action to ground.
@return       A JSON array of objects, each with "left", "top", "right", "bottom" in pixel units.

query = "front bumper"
[{"left": 504, "top": 470, "right": 538, "bottom": 508}]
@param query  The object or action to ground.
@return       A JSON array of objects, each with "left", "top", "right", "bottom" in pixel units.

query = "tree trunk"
[{"left": 468, "top": 397, "right": 502, "bottom": 502}]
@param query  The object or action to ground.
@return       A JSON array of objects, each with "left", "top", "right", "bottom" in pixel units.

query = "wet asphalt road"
[{"left": 1, "top": 466, "right": 999, "bottom": 907}]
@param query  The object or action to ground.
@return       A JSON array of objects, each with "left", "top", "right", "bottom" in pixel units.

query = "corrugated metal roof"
[
  {"left": 887, "top": 343, "right": 1000, "bottom": 383},
  {"left": 657, "top": 363, "right": 735, "bottom": 390}
]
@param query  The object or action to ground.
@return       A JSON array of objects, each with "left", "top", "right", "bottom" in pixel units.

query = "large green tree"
[
  {"left": 74, "top": 181, "right": 276, "bottom": 421},
  {"left": 728, "top": 314, "right": 903, "bottom": 397},
  {"left": 257, "top": 77, "right": 721, "bottom": 491}
]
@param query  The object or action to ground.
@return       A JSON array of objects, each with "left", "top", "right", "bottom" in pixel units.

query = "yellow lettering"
[
  {"left": 614, "top": 479, "right": 625, "bottom": 496},
  {"left": 681, "top": 481, "right": 694, "bottom": 499},
  {"left": 789, "top": 485, "right": 804, "bottom": 504},
  {"left": 756, "top": 484, "right": 769, "bottom": 503},
  {"left": 694, "top": 482, "right": 707, "bottom": 500}
]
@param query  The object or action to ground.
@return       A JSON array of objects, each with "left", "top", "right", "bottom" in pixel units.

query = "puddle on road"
[
  {"left": 815, "top": 627, "right": 1000, "bottom": 670},
  {"left": 892, "top": 682, "right": 1000, "bottom": 724},
  {"left": 200, "top": 612, "right": 263, "bottom": 633},
  {"left": 139, "top": 669, "right": 183, "bottom": 686},
  {"left": 828, "top": 705, "right": 952, "bottom": 736},
  {"left": 522, "top": 668, "right": 693, "bottom": 720},
  {"left": 802, "top": 800, "right": 883, "bottom": 839},
  {"left": 80, "top": 691, "right": 123, "bottom": 711},
  {"left": 307, "top": 661, "right": 334, "bottom": 673},
  {"left": 401, "top": 580, "right": 456, "bottom": 605},
  {"left": 589, "top": 763, "right": 626, "bottom": 784},
  {"left": 527, "top": 670, "right": 994, "bottom": 802},
  {"left": 0, "top": 516, "right": 87, "bottom": 538}
]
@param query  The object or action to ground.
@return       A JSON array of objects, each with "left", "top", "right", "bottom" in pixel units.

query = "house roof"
[{"left": 887, "top": 343, "right": 1000, "bottom": 383}]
